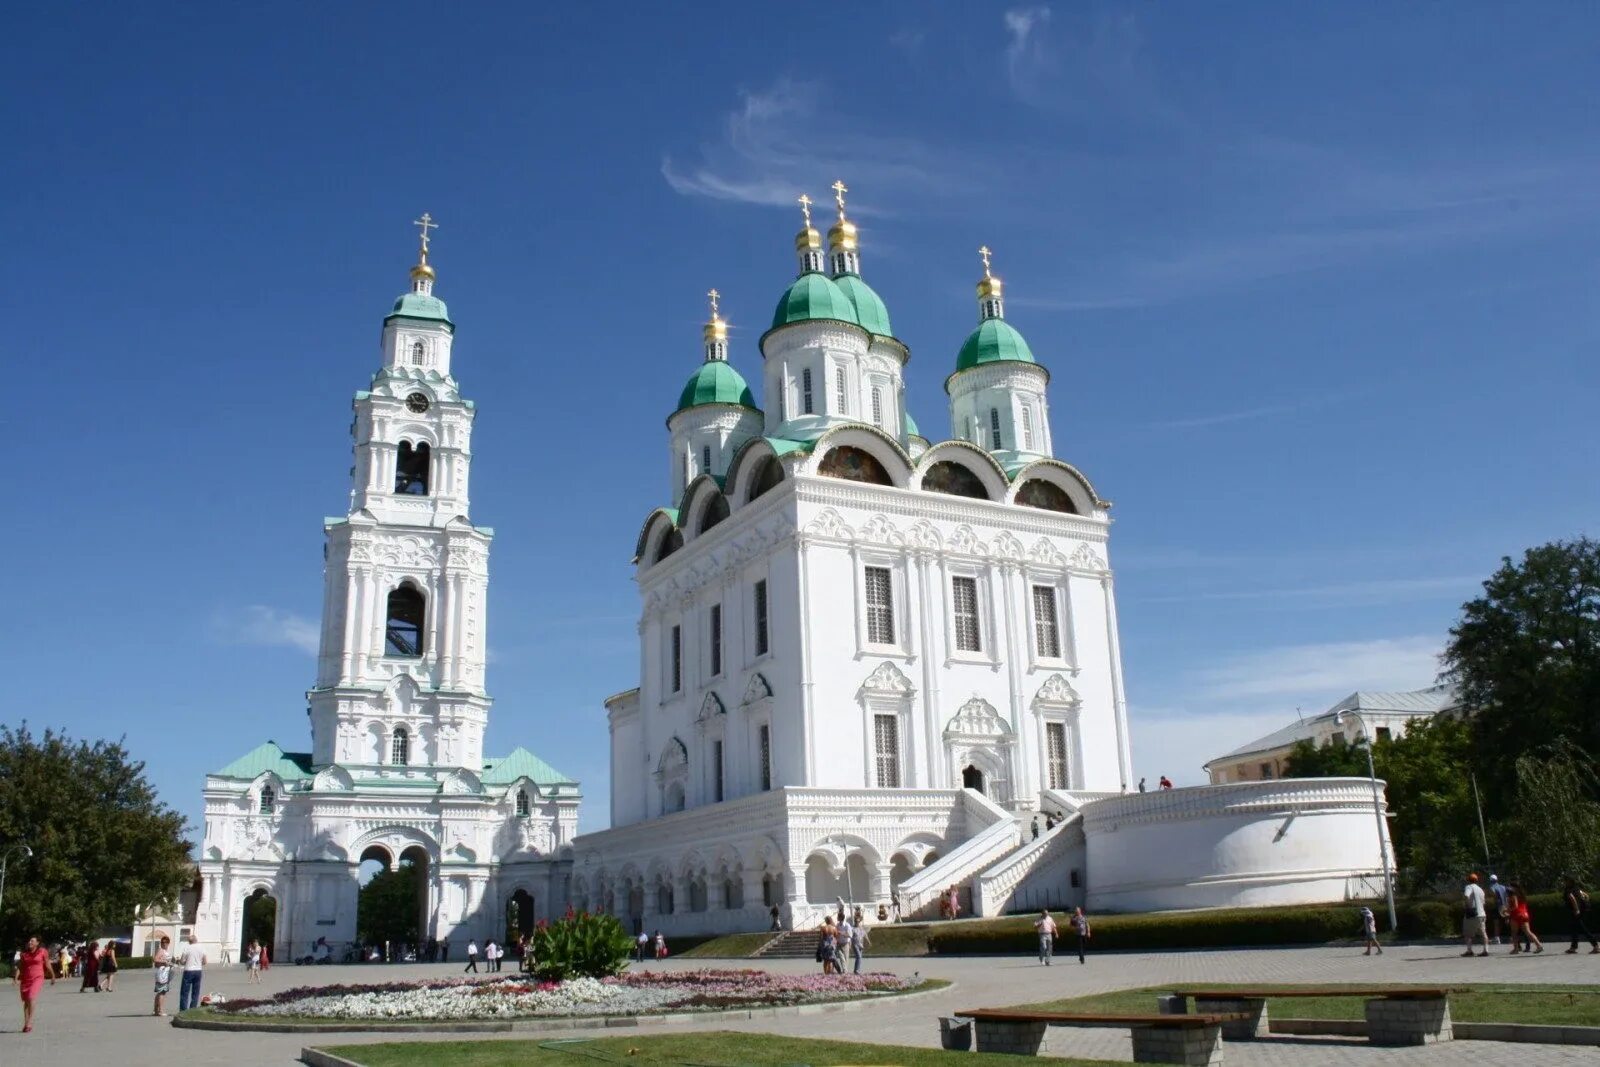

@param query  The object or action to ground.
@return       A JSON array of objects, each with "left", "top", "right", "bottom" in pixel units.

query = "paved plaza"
[{"left": 3, "top": 943, "right": 1598, "bottom": 1065}]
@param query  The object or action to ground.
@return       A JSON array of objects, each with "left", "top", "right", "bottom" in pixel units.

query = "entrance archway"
[
  {"left": 398, "top": 845, "right": 431, "bottom": 948},
  {"left": 242, "top": 887, "right": 277, "bottom": 960},
  {"left": 962, "top": 764, "right": 986, "bottom": 793},
  {"left": 507, "top": 888, "right": 535, "bottom": 943}
]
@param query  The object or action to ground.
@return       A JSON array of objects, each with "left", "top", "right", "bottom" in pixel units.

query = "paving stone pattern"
[{"left": 2, "top": 942, "right": 1598, "bottom": 1065}]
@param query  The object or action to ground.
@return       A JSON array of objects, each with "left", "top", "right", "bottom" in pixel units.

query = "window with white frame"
[
  {"left": 990, "top": 407, "right": 1004, "bottom": 449},
  {"left": 873, "top": 713, "right": 901, "bottom": 787},
  {"left": 758, "top": 724, "right": 772, "bottom": 790},
  {"left": 871, "top": 385, "right": 883, "bottom": 426},
  {"left": 753, "top": 580, "right": 769, "bottom": 656},
  {"left": 1020, "top": 404, "right": 1035, "bottom": 450},
  {"left": 864, "top": 566, "right": 895, "bottom": 645},
  {"left": 391, "top": 727, "right": 410, "bottom": 766},
  {"left": 1045, "top": 721, "right": 1070, "bottom": 789},
  {"left": 701, "top": 445, "right": 711, "bottom": 474},
  {"left": 1032, "top": 585, "right": 1062, "bottom": 659},
  {"left": 712, "top": 740, "right": 724, "bottom": 802},
  {"left": 952, "top": 576, "right": 982, "bottom": 652},
  {"left": 515, "top": 788, "right": 531, "bottom": 817},
  {"left": 834, "top": 366, "right": 848, "bottom": 413},
  {"left": 802, "top": 368, "right": 814, "bottom": 414},
  {"left": 259, "top": 784, "right": 276, "bottom": 815},
  {"left": 670, "top": 625, "right": 682, "bottom": 692},
  {"left": 709, "top": 603, "right": 723, "bottom": 676}
]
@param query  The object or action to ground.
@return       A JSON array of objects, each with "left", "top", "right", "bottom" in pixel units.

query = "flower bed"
[{"left": 214, "top": 969, "right": 922, "bottom": 1022}]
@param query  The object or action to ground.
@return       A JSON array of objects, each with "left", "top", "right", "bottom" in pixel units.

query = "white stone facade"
[{"left": 194, "top": 242, "right": 577, "bottom": 962}]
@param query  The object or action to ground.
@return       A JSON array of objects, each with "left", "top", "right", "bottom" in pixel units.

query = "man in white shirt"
[
  {"left": 464, "top": 939, "right": 480, "bottom": 973},
  {"left": 1462, "top": 873, "right": 1489, "bottom": 957},
  {"left": 177, "top": 933, "right": 207, "bottom": 1011},
  {"left": 635, "top": 931, "right": 649, "bottom": 963},
  {"left": 485, "top": 940, "right": 499, "bottom": 973}
]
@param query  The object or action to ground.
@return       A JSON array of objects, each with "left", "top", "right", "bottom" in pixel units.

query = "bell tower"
[{"left": 307, "top": 216, "right": 494, "bottom": 772}]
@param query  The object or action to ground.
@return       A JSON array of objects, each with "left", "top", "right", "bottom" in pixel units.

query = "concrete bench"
[
  {"left": 953, "top": 1007, "right": 1250, "bottom": 1065},
  {"left": 1163, "top": 987, "right": 1454, "bottom": 1046}
]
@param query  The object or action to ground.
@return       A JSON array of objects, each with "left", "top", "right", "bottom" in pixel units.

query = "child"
[{"left": 1360, "top": 906, "right": 1382, "bottom": 955}]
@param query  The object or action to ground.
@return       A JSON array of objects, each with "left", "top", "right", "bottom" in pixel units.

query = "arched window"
[
  {"left": 654, "top": 527, "right": 684, "bottom": 563},
  {"left": 922, "top": 460, "right": 990, "bottom": 500},
  {"left": 990, "top": 408, "right": 1004, "bottom": 450},
  {"left": 259, "top": 784, "right": 276, "bottom": 815},
  {"left": 818, "top": 445, "right": 892, "bottom": 486},
  {"left": 871, "top": 386, "right": 883, "bottom": 426},
  {"left": 697, "top": 494, "right": 730, "bottom": 535},
  {"left": 515, "top": 789, "right": 531, "bottom": 817},
  {"left": 1015, "top": 479, "right": 1079, "bottom": 514},
  {"left": 395, "top": 441, "right": 430, "bottom": 495},
  {"left": 391, "top": 727, "right": 410, "bottom": 766},
  {"left": 385, "top": 584, "right": 426, "bottom": 657},
  {"left": 411, "top": 340, "right": 426, "bottom": 365},
  {"left": 801, "top": 368, "right": 814, "bottom": 414}
]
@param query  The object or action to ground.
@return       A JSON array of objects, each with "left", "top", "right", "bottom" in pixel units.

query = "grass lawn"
[
  {"left": 677, "top": 932, "right": 778, "bottom": 958},
  {"left": 1016, "top": 983, "right": 1600, "bottom": 1027},
  {"left": 323, "top": 1031, "right": 1119, "bottom": 1065}
]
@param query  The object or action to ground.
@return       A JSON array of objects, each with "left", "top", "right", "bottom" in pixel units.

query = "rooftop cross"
[
  {"left": 707, "top": 288, "right": 721, "bottom": 319},
  {"left": 831, "top": 180, "right": 848, "bottom": 218},
  {"left": 797, "top": 193, "right": 813, "bottom": 228},
  {"left": 979, "top": 245, "right": 993, "bottom": 277},
  {"left": 413, "top": 212, "right": 438, "bottom": 256}
]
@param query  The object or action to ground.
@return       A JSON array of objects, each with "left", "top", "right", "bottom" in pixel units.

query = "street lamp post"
[
  {"left": 1337, "top": 713, "right": 1397, "bottom": 933},
  {"left": 0, "top": 843, "right": 34, "bottom": 916}
]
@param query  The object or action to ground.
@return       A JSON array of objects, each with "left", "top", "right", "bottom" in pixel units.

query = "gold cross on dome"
[
  {"left": 413, "top": 212, "right": 438, "bottom": 254},
  {"left": 979, "top": 245, "right": 993, "bottom": 277},
  {"left": 831, "top": 180, "right": 848, "bottom": 217},
  {"left": 797, "top": 193, "right": 813, "bottom": 227},
  {"left": 707, "top": 288, "right": 721, "bottom": 319}
]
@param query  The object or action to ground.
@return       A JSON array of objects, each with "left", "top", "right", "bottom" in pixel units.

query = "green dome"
[
  {"left": 833, "top": 273, "right": 892, "bottom": 336},
  {"left": 387, "top": 291, "right": 453, "bottom": 328},
  {"left": 904, "top": 411, "right": 924, "bottom": 439},
  {"left": 676, "top": 361, "right": 757, "bottom": 413},
  {"left": 956, "top": 318, "right": 1035, "bottom": 372},
  {"left": 770, "top": 272, "right": 860, "bottom": 332}
]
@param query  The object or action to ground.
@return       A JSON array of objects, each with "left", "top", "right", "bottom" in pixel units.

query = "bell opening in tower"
[{"left": 385, "top": 584, "right": 426, "bottom": 657}]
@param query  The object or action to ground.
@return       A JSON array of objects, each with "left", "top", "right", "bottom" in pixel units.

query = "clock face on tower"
[{"left": 405, "top": 393, "right": 430, "bottom": 414}]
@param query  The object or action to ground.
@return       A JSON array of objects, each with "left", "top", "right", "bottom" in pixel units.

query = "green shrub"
[
  {"left": 527, "top": 911, "right": 634, "bottom": 981},
  {"left": 116, "top": 955, "right": 153, "bottom": 970}
]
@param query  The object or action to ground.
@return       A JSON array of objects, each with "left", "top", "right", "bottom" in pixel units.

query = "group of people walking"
[
  {"left": 815, "top": 907, "right": 870, "bottom": 974},
  {"left": 461, "top": 937, "right": 523, "bottom": 973},
  {"left": 1461, "top": 872, "right": 1600, "bottom": 956},
  {"left": 1034, "top": 907, "right": 1092, "bottom": 965}
]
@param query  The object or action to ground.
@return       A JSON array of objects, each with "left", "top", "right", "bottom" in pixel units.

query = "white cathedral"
[{"left": 196, "top": 195, "right": 1395, "bottom": 959}]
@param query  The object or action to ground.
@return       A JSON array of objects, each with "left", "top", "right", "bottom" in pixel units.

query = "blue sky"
[{"left": 6, "top": 3, "right": 1597, "bottom": 837}]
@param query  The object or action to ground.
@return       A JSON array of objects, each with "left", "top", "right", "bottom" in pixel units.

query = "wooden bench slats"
[{"left": 1184, "top": 988, "right": 1450, "bottom": 1000}]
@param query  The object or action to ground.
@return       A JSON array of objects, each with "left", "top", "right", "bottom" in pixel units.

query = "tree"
[
  {"left": 1502, "top": 740, "right": 1600, "bottom": 888},
  {"left": 0, "top": 724, "right": 192, "bottom": 952},
  {"left": 357, "top": 861, "right": 420, "bottom": 947},
  {"left": 1283, "top": 736, "right": 1367, "bottom": 778},
  {"left": 1444, "top": 538, "right": 1600, "bottom": 799}
]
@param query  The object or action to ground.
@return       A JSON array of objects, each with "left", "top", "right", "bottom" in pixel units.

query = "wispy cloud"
[
  {"left": 1191, "top": 635, "right": 1442, "bottom": 702},
  {"left": 1149, "top": 396, "right": 1344, "bottom": 430},
  {"left": 1131, "top": 576, "right": 1478, "bottom": 610},
  {"left": 660, "top": 78, "right": 973, "bottom": 210},
  {"left": 1003, "top": 6, "right": 1053, "bottom": 95},
  {"left": 215, "top": 606, "right": 319, "bottom": 655}
]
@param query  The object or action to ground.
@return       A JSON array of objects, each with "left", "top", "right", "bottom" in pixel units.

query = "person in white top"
[
  {"left": 485, "top": 940, "right": 500, "bottom": 973},
  {"left": 464, "top": 939, "right": 480, "bottom": 973},
  {"left": 177, "top": 933, "right": 207, "bottom": 1011},
  {"left": 635, "top": 931, "right": 649, "bottom": 963},
  {"left": 1462, "top": 872, "right": 1489, "bottom": 957},
  {"left": 1033, "top": 910, "right": 1058, "bottom": 965}
]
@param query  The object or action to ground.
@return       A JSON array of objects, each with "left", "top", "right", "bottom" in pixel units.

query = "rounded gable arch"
[
  {"left": 634, "top": 508, "right": 682, "bottom": 567},
  {"left": 679, "top": 475, "right": 731, "bottom": 541},
  {"left": 802, "top": 424, "right": 913, "bottom": 489},
  {"left": 912, "top": 440, "right": 1010, "bottom": 501},
  {"left": 1006, "top": 458, "right": 1109, "bottom": 516},
  {"left": 725, "top": 437, "right": 799, "bottom": 508}
]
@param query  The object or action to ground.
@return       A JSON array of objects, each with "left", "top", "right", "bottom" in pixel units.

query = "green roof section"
[
  {"left": 833, "top": 273, "right": 892, "bottom": 337},
  {"left": 770, "top": 272, "right": 860, "bottom": 331},
  {"left": 386, "top": 291, "right": 454, "bottom": 329},
  {"left": 482, "top": 746, "right": 577, "bottom": 787},
  {"left": 765, "top": 436, "right": 812, "bottom": 456},
  {"left": 213, "top": 741, "right": 312, "bottom": 781},
  {"left": 955, "top": 318, "right": 1037, "bottom": 373},
  {"left": 676, "top": 361, "right": 758, "bottom": 413},
  {"left": 904, "top": 411, "right": 924, "bottom": 439}
]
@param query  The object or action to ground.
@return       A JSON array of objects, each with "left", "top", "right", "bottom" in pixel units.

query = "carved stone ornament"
[
  {"left": 803, "top": 508, "right": 854, "bottom": 541},
  {"left": 859, "top": 661, "right": 914, "bottom": 695},
  {"left": 375, "top": 535, "right": 443, "bottom": 568},
  {"left": 1069, "top": 543, "right": 1108, "bottom": 573},
  {"left": 907, "top": 520, "right": 944, "bottom": 552},
  {"left": 1034, "top": 673, "right": 1081, "bottom": 706},
  {"left": 697, "top": 692, "right": 726, "bottom": 720},
  {"left": 859, "top": 514, "right": 905, "bottom": 546},
  {"left": 741, "top": 673, "right": 773, "bottom": 706},
  {"left": 1030, "top": 537, "right": 1068, "bottom": 568},
  {"left": 991, "top": 532, "right": 1025, "bottom": 561},
  {"left": 521, "top": 820, "right": 554, "bottom": 855},
  {"left": 944, "top": 696, "right": 1014, "bottom": 740},
  {"left": 231, "top": 817, "right": 284, "bottom": 860},
  {"left": 948, "top": 525, "right": 987, "bottom": 558}
]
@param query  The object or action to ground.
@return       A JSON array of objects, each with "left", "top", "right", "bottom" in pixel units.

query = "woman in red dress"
[{"left": 13, "top": 936, "right": 56, "bottom": 1033}]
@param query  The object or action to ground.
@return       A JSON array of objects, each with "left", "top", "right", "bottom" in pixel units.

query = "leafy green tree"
[
  {"left": 1445, "top": 538, "right": 1600, "bottom": 798},
  {"left": 0, "top": 724, "right": 192, "bottom": 951},
  {"left": 1502, "top": 740, "right": 1600, "bottom": 888},
  {"left": 1283, "top": 736, "right": 1367, "bottom": 777},
  {"left": 357, "top": 861, "right": 420, "bottom": 947}
]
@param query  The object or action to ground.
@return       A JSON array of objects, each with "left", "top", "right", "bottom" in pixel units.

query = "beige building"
[{"left": 1204, "top": 685, "right": 1456, "bottom": 784}]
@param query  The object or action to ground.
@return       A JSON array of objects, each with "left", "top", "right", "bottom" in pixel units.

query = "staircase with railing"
[{"left": 895, "top": 788, "right": 1020, "bottom": 920}]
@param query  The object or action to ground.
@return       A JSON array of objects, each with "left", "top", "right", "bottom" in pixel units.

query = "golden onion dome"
[
  {"left": 977, "top": 273, "right": 1002, "bottom": 300},
  {"left": 410, "top": 261, "right": 436, "bottom": 281},
  {"left": 702, "top": 315, "right": 728, "bottom": 343},
  {"left": 826, "top": 217, "right": 858, "bottom": 251},
  {"left": 795, "top": 225, "right": 823, "bottom": 251}
]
